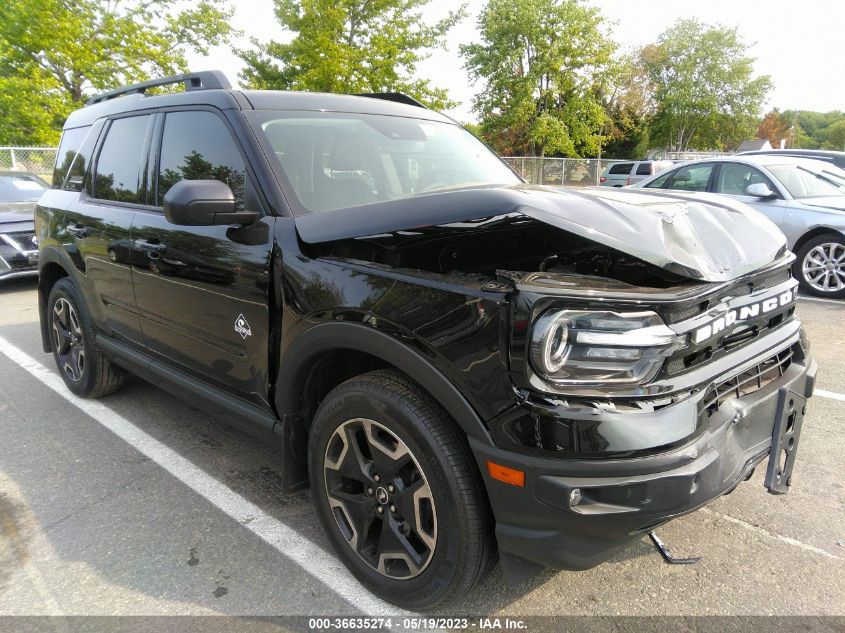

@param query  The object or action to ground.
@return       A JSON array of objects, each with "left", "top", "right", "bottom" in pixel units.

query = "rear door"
[
  {"left": 130, "top": 108, "right": 274, "bottom": 405},
  {"left": 60, "top": 114, "right": 151, "bottom": 344}
]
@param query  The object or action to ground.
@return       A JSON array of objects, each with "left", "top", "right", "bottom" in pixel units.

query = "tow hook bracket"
[
  {"left": 764, "top": 388, "right": 806, "bottom": 495},
  {"left": 648, "top": 531, "right": 701, "bottom": 565}
]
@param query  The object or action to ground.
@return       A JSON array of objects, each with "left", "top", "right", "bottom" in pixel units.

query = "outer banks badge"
[{"left": 235, "top": 314, "right": 252, "bottom": 339}]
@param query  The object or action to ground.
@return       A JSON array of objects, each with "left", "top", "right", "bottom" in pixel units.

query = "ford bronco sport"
[{"left": 37, "top": 71, "right": 816, "bottom": 609}]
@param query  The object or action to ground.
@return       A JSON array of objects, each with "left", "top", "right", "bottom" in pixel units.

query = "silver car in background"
[{"left": 632, "top": 155, "right": 845, "bottom": 298}]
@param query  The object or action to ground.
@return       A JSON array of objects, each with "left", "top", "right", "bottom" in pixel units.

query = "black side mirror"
[{"left": 163, "top": 180, "right": 259, "bottom": 226}]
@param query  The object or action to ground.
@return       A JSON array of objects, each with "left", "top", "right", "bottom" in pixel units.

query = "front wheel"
[
  {"left": 795, "top": 234, "right": 845, "bottom": 298},
  {"left": 308, "top": 370, "right": 496, "bottom": 609}
]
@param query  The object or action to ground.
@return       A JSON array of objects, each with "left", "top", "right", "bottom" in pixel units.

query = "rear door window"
[
  {"left": 635, "top": 162, "right": 653, "bottom": 175},
  {"left": 93, "top": 115, "right": 152, "bottom": 204}
]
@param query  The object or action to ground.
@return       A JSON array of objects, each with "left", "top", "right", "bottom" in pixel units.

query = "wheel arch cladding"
[
  {"left": 38, "top": 255, "right": 70, "bottom": 353},
  {"left": 275, "top": 322, "right": 495, "bottom": 445}
]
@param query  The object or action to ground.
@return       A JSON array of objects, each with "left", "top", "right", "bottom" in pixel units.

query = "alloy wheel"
[
  {"left": 52, "top": 297, "right": 85, "bottom": 382},
  {"left": 323, "top": 418, "right": 437, "bottom": 579},
  {"left": 802, "top": 242, "right": 845, "bottom": 293}
]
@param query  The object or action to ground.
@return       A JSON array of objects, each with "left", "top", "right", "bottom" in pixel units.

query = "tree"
[
  {"left": 826, "top": 119, "right": 845, "bottom": 151},
  {"left": 238, "top": 0, "right": 465, "bottom": 110},
  {"left": 461, "top": 0, "right": 615, "bottom": 158},
  {"left": 592, "top": 52, "right": 652, "bottom": 159},
  {"left": 642, "top": 19, "right": 772, "bottom": 152},
  {"left": 757, "top": 109, "right": 790, "bottom": 149},
  {"left": 0, "top": 0, "right": 235, "bottom": 145}
]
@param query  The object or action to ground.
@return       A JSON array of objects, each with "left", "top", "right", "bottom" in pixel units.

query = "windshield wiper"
[{"left": 797, "top": 165, "right": 845, "bottom": 188}]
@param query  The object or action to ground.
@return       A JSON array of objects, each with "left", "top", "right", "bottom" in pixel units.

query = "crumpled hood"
[
  {"left": 515, "top": 186, "right": 788, "bottom": 281},
  {"left": 295, "top": 184, "right": 788, "bottom": 282},
  {"left": 0, "top": 201, "right": 36, "bottom": 225}
]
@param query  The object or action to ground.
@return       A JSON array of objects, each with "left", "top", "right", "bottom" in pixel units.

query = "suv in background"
[
  {"left": 738, "top": 149, "right": 845, "bottom": 170},
  {"left": 38, "top": 71, "right": 816, "bottom": 609},
  {"left": 599, "top": 159, "right": 672, "bottom": 186}
]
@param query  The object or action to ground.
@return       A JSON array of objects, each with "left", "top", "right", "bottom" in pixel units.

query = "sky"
[{"left": 186, "top": 0, "right": 845, "bottom": 123}]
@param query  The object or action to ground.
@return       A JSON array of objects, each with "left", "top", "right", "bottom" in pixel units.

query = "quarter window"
[
  {"left": 94, "top": 115, "right": 152, "bottom": 203},
  {"left": 157, "top": 111, "right": 246, "bottom": 210}
]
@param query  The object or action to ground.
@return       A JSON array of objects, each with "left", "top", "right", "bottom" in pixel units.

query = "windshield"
[
  {"left": 767, "top": 163, "right": 845, "bottom": 199},
  {"left": 245, "top": 111, "right": 520, "bottom": 214},
  {"left": 0, "top": 174, "right": 47, "bottom": 202}
]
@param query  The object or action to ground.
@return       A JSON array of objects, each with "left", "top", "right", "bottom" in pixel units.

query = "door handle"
[
  {"left": 136, "top": 240, "right": 167, "bottom": 260},
  {"left": 67, "top": 224, "right": 88, "bottom": 238}
]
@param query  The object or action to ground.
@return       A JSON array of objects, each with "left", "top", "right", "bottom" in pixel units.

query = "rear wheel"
[
  {"left": 47, "top": 278, "right": 126, "bottom": 397},
  {"left": 308, "top": 369, "right": 495, "bottom": 608},
  {"left": 794, "top": 234, "right": 845, "bottom": 298}
]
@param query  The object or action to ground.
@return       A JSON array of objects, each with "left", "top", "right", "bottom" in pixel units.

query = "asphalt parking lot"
[{"left": 0, "top": 277, "right": 843, "bottom": 618}]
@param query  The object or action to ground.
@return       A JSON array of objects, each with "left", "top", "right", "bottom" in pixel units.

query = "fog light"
[{"left": 569, "top": 488, "right": 582, "bottom": 507}]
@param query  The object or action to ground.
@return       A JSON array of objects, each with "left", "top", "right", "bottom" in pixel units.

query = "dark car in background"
[{"left": 0, "top": 171, "right": 46, "bottom": 280}]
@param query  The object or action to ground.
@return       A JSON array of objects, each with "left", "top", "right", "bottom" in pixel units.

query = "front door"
[
  {"left": 711, "top": 162, "right": 789, "bottom": 226},
  {"left": 130, "top": 109, "right": 274, "bottom": 405}
]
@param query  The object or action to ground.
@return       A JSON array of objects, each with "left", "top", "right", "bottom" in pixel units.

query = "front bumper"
[{"left": 471, "top": 346, "right": 817, "bottom": 571}]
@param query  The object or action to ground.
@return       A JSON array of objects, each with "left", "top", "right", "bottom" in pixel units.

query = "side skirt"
[{"left": 95, "top": 334, "right": 278, "bottom": 446}]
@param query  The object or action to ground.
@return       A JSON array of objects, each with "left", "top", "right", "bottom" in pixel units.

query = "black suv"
[{"left": 37, "top": 71, "right": 816, "bottom": 608}]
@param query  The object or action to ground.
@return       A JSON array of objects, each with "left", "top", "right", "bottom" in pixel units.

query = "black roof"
[{"left": 65, "top": 71, "right": 452, "bottom": 129}]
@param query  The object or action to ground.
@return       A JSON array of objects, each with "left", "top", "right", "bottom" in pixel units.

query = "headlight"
[{"left": 529, "top": 309, "right": 682, "bottom": 394}]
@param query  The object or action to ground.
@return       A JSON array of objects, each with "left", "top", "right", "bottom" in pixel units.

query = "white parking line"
[
  {"left": 816, "top": 389, "right": 845, "bottom": 402},
  {"left": 799, "top": 295, "right": 844, "bottom": 306},
  {"left": 0, "top": 336, "right": 409, "bottom": 617},
  {"left": 701, "top": 508, "right": 842, "bottom": 561}
]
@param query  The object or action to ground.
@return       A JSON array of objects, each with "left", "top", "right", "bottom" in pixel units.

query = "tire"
[
  {"left": 794, "top": 233, "right": 845, "bottom": 299},
  {"left": 308, "top": 369, "right": 496, "bottom": 609},
  {"left": 47, "top": 278, "right": 126, "bottom": 397}
]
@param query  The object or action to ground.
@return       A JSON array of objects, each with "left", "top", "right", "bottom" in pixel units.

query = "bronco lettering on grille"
[{"left": 693, "top": 288, "right": 798, "bottom": 345}]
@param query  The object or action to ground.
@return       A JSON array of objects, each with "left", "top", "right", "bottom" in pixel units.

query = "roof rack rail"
[
  {"left": 355, "top": 92, "right": 428, "bottom": 109},
  {"left": 85, "top": 70, "right": 232, "bottom": 106}
]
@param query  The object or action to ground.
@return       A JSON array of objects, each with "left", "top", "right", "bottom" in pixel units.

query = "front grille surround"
[
  {"left": 2, "top": 231, "right": 37, "bottom": 253},
  {"left": 702, "top": 346, "right": 796, "bottom": 416}
]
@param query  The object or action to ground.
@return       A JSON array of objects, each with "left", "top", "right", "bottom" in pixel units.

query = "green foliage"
[
  {"left": 825, "top": 119, "right": 845, "bottom": 151},
  {"left": 592, "top": 52, "right": 651, "bottom": 158},
  {"left": 0, "top": 0, "right": 236, "bottom": 145},
  {"left": 238, "top": 0, "right": 465, "bottom": 110},
  {"left": 780, "top": 110, "right": 845, "bottom": 150},
  {"left": 461, "top": 0, "right": 615, "bottom": 157},
  {"left": 642, "top": 19, "right": 772, "bottom": 152}
]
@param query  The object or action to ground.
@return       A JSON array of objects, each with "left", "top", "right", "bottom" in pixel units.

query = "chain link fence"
[
  {"left": 501, "top": 156, "right": 627, "bottom": 187},
  {"left": 0, "top": 147, "right": 58, "bottom": 180}
]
